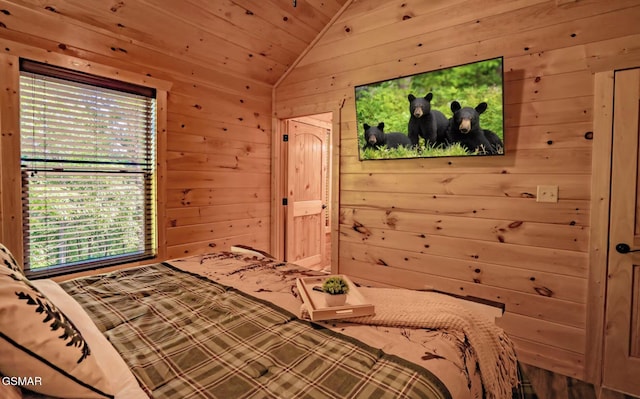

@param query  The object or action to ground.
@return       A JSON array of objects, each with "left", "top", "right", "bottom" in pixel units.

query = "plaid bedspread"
[{"left": 60, "top": 263, "right": 451, "bottom": 399}]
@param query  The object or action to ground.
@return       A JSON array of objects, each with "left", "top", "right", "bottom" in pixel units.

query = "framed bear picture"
[{"left": 354, "top": 56, "right": 505, "bottom": 160}]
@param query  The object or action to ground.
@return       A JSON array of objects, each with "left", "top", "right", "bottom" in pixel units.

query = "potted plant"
[{"left": 322, "top": 276, "right": 350, "bottom": 307}]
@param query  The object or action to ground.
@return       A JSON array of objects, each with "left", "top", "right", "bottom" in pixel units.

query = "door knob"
[
  {"left": 615, "top": 243, "right": 640, "bottom": 254},
  {"left": 322, "top": 204, "right": 327, "bottom": 209}
]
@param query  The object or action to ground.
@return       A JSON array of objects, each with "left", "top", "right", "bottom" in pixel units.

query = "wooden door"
[
  {"left": 604, "top": 67, "right": 640, "bottom": 397},
  {"left": 285, "top": 120, "right": 328, "bottom": 268}
]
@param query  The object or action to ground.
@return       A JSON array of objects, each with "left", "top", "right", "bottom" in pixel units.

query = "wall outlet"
[{"left": 536, "top": 185, "right": 558, "bottom": 203}]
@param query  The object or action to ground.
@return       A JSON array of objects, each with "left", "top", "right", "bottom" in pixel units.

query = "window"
[{"left": 19, "top": 60, "right": 157, "bottom": 277}]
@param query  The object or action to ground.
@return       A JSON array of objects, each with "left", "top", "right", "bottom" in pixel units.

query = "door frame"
[
  {"left": 271, "top": 108, "right": 341, "bottom": 274},
  {"left": 587, "top": 70, "right": 615, "bottom": 386}
]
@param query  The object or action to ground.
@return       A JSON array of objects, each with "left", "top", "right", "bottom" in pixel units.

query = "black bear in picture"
[
  {"left": 407, "top": 93, "right": 450, "bottom": 148},
  {"left": 363, "top": 122, "right": 412, "bottom": 150},
  {"left": 448, "top": 101, "right": 503, "bottom": 155}
]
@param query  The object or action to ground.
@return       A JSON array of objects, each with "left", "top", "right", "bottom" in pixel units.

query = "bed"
[{"left": 0, "top": 246, "right": 520, "bottom": 399}]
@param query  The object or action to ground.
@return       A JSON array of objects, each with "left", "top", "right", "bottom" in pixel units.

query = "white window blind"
[{"left": 20, "top": 61, "right": 157, "bottom": 276}]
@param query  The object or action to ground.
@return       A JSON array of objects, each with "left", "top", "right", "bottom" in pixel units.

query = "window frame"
[
  {"left": 0, "top": 53, "right": 169, "bottom": 278},
  {"left": 20, "top": 60, "right": 158, "bottom": 278}
]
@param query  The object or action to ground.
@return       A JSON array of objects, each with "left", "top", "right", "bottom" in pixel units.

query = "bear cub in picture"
[
  {"left": 363, "top": 122, "right": 412, "bottom": 150},
  {"left": 407, "top": 93, "right": 450, "bottom": 148},
  {"left": 448, "top": 101, "right": 503, "bottom": 155}
]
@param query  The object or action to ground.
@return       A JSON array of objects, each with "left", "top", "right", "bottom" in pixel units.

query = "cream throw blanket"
[{"left": 302, "top": 287, "right": 518, "bottom": 399}]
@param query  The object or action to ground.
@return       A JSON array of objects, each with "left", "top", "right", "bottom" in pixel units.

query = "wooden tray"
[{"left": 296, "top": 275, "right": 375, "bottom": 321}]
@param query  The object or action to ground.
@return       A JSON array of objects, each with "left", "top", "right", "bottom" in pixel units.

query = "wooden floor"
[
  {"left": 322, "top": 231, "right": 331, "bottom": 272},
  {"left": 520, "top": 364, "right": 638, "bottom": 399},
  {"left": 293, "top": 232, "right": 332, "bottom": 273}
]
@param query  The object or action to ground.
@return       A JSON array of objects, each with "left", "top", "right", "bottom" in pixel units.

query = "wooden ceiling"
[{"left": 3, "top": 0, "right": 349, "bottom": 86}]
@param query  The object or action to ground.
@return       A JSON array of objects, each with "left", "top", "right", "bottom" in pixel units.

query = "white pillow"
[{"left": 0, "top": 266, "right": 113, "bottom": 398}]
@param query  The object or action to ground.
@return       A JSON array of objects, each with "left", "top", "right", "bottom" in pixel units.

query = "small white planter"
[{"left": 324, "top": 293, "right": 347, "bottom": 307}]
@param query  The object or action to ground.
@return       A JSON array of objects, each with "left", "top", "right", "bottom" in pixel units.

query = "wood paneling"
[
  {"left": 275, "top": 0, "right": 640, "bottom": 382},
  {"left": 340, "top": 227, "right": 588, "bottom": 278},
  {"left": 341, "top": 191, "right": 589, "bottom": 225},
  {"left": 342, "top": 240, "right": 587, "bottom": 303},
  {"left": 341, "top": 171, "right": 591, "bottom": 198},
  {"left": 341, "top": 207, "right": 588, "bottom": 251},
  {"left": 4, "top": 0, "right": 348, "bottom": 85}
]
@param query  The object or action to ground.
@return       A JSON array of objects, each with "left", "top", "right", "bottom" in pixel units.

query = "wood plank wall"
[
  {"left": 274, "top": 0, "right": 640, "bottom": 381},
  {"left": 0, "top": 1, "right": 272, "bottom": 260}
]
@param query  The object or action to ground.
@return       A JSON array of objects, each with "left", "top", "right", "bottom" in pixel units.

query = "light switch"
[{"left": 536, "top": 185, "right": 558, "bottom": 203}]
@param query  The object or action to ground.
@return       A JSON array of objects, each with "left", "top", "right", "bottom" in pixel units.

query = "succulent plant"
[{"left": 322, "top": 276, "right": 349, "bottom": 295}]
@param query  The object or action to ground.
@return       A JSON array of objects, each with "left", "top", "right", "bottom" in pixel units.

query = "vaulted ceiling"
[{"left": 2, "top": 0, "right": 349, "bottom": 86}]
